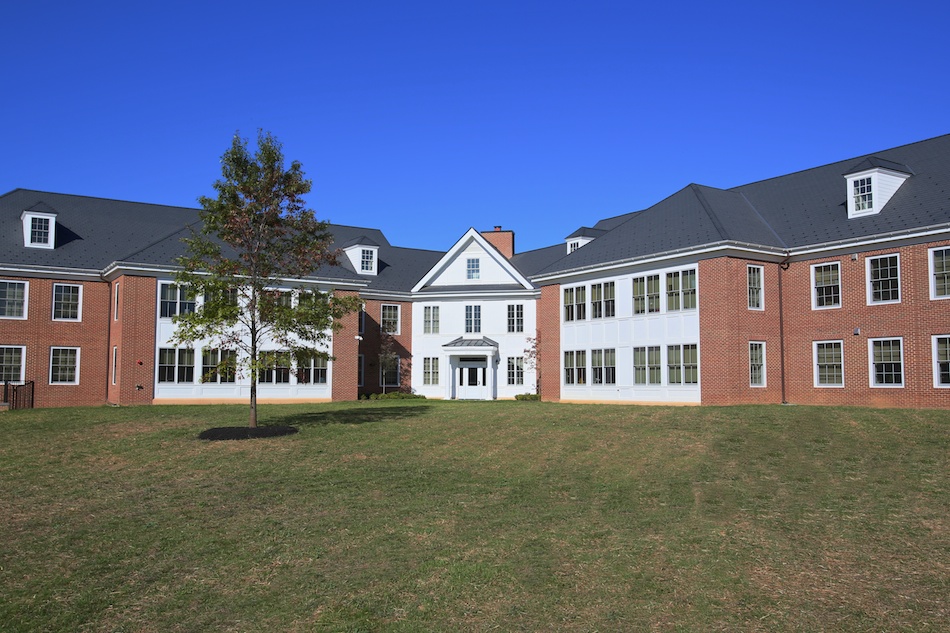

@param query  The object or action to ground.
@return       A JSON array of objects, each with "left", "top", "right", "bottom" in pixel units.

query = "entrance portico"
[{"left": 442, "top": 337, "right": 499, "bottom": 400}]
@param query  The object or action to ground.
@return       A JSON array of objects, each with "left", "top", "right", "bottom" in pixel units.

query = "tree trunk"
[{"left": 249, "top": 380, "right": 258, "bottom": 428}]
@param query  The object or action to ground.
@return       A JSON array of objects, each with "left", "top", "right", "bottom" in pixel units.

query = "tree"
[
  {"left": 171, "top": 130, "right": 358, "bottom": 427},
  {"left": 524, "top": 334, "right": 541, "bottom": 395}
]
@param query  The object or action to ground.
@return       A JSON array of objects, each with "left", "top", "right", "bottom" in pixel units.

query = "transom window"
[
  {"left": 0, "top": 346, "right": 25, "bottom": 382},
  {"left": 159, "top": 283, "right": 196, "bottom": 318},
  {"left": 424, "top": 306, "right": 440, "bottom": 334},
  {"left": 0, "top": 281, "right": 28, "bottom": 319},
  {"left": 813, "top": 263, "right": 841, "bottom": 309},
  {"left": 507, "top": 304, "right": 524, "bottom": 332},
  {"left": 749, "top": 342, "right": 765, "bottom": 387},
  {"left": 747, "top": 266, "right": 763, "bottom": 310},
  {"left": 465, "top": 305, "right": 481, "bottom": 333},
  {"left": 932, "top": 247, "right": 950, "bottom": 299},
  {"left": 870, "top": 338, "right": 903, "bottom": 387},
  {"left": 853, "top": 177, "right": 873, "bottom": 211},
  {"left": 49, "top": 347, "right": 80, "bottom": 384},
  {"left": 466, "top": 258, "right": 480, "bottom": 280},
  {"left": 52, "top": 283, "right": 82, "bottom": 321},
  {"left": 868, "top": 255, "right": 900, "bottom": 304},
  {"left": 381, "top": 304, "right": 400, "bottom": 334},
  {"left": 814, "top": 341, "right": 844, "bottom": 387}
]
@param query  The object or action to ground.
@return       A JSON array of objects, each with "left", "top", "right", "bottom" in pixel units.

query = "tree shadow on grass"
[{"left": 267, "top": 404, "right": 433, "bottom": 428}]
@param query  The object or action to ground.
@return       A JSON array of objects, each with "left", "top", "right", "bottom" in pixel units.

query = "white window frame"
[
  {"left": 811, "top": 262, "right": 842, "bottom": 310},
  {"left": 112, "top": 346, "right": 118, "bottom": 385},
  {"left": 360, "top": 249, "right": 375, "bottom": 273},
  {"left": 0, "top": 280, "right": 29, "bottom": 320},
  {"left": 933, "top": 335, "right": 950, "bottom": 389},
  {"left": 466, "top": 258, "right": 480, "bottom": 280},
  {"left": 0, "top": 345, "right": 26, "bottom": 383},
  {"left": 159, "top": 282, "right": 195, "bottom": 318},
  {"left": 113, "top": 282, "right": 120, "bottom": 320},
  {"left": 866, "top": 254, "right": 901, "bottom": 305},
  {"left": 380, "top": 304, "right": 400, "bottom": 335},
  {"left": 507, "top": 304, "right": 524, "bottom": 333},
  {"left": 929, "top": 246, "right": 950, "bottom": 300},
  {"left": 813, "top": 340, "right": 844, "bottom": 388},
  {"left": 21, "top": 211, "right": 56, "bottom": 249},
  {"left": 52, "top": 283, "right": 83, "bottom": 322},
  {"left": 49, "top": 346, "right": 80, "bottom": 385},
  {"left": 380, "top": 354, "right": 400, "bottom": 387},
  {"left": 747, "top": 266, "right": 764, "bottom": 310},
  {"left": 748, "top": 342, "right": 766, "bottom": 387},
  {"left": 868, "top": 337, "right": 904, "bottom": 388},
  {"left": 423, "top": 306, "right": 440, "bottom": 334},
  {"left": 507, "top": 356, "right": 524, "bottom": 386},
  {"left": 424, "top": 357, "right": 440, "bottom": 385},
  {"left": 465, "top": 305, "right": 481, "bottom": 333}
]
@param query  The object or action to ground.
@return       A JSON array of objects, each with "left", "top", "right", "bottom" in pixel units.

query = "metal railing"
[{"left": 3, "top": 381, "right": 34, "bottom": 410}]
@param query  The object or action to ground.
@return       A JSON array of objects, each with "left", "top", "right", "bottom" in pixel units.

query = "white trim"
[
  {"left": 933, "top": 335, "right": 950, "bottom": 389},
  {"left": 113, "top": 281, "right": 120, "bottom": 320},
  {"left": 413, "top": 228, "right": 534, "bottom": 292},
  {"left": 747, "top": 265, "right": 764, "bottom": 311},
  {"left": 868, "top": 337, "right": 904, "bottom": 388},
  {"left": 380, "top": 304, "right": 401, "bottom": 335},
  {"left": 866, "top": 253, "right": 902, "bottom": 305},
  {"left": 112, "top": 346, "right": 118, "bottom": 385},
  {"left": 0, "top": 345, "right": 26, "bottom": 383},
  {"left": 0, "top": 279, "right": 29, "bottom": 320},
  {"left": 49, "top": 346, "right": 81, "bottom": 385},
  {"left": 21, "top": 210, "right": 56, "bottom": 249},
  {"left": 51, "top": 282, "right": 83, "bottom": 322},
  {"left": 929, "top": 246, "right": 950, "bottom": 301},
  {"left": 811, "top": 262, "right": 842, "bottom": 310},
  {"left": 813, "top": 340, "right": 845, "bottom": 388},
  {"left": 749, "top": 341, "right": 766, "bottom": 388}
]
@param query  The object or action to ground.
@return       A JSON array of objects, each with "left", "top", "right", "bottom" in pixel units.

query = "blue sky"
[{"left": 3, "top": 1, "right": 948, "bottom": 253}]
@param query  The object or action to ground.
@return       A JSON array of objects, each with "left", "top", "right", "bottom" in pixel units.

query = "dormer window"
[
  {"left": 341, "top": 236, "right": 380, "bottom": 276},
  {"left": 21, "top": 209, "right": 57, "bottom": 249},
  {"left": 844, "top": 157, "right": 913, "bottom": 220},
  {"left": 361, "top": 249, "right": 375, "bottom": 273}
]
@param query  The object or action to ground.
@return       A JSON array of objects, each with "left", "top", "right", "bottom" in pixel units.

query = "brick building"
[{"left": 2, "top": 134, "right": 949, "bottom": 408}]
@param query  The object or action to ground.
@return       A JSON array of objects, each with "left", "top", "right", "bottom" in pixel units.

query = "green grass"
[{"left": 1, "top": 401, "right": 947, "bottom": 632}]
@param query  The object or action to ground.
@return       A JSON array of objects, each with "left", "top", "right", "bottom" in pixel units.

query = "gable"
[{"left": 412, "top": 228, "right": 534, "bottom": 292}]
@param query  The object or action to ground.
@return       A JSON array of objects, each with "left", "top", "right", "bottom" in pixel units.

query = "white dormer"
[
  {"left": 21, "top": 208, "right": 57, "bottom": 249},
  {"left": 844, "top": 157, "right": 913, "bottom": 219},
  {"left": 342, "top": 236, "right": 380, "bottom": 276},
  {"left": 564, "top": 227, "right": 605, "bottom": 254}
]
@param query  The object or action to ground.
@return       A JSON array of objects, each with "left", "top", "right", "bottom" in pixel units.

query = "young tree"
[{"left": 171, "top": 130, "right": 358, "bottom": 427}]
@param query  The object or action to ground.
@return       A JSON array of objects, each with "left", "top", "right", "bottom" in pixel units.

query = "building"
[{"left": 2, "top": 134, "right": 949, "bottom": 409}]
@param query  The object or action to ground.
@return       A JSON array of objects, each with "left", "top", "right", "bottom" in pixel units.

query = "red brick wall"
[
  {"left": 699, "top": 258, "right": 784, "bottom": 406},
  {"left": 357, "top": 298, "right": 413, "bottom": 396},
  {"left": 538, "top": 284, "right": 561, "bottom": 402},
  {"left": 107, "top": 275, "right": 157, "bottom": 406},
  {"left": 331, "top": 290, "right": 360, "bottom": 401},
  {"left": 0, "top": 275, "right": 111, "bottom": 407},
  {"left": 781, "top": 241, "right": 950, "bottom": 409},
  {"left": 481, "top": 229, "right": 515, "bottom": 258}
]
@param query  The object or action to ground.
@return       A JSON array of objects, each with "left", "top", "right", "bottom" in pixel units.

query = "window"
[
  {"left": 295, "top": 352, "right": 327, "bottom": 384},
  {"left": 814, "top": 341, "right": 844, "bottom": 387},
  {"left": 381, "top": 355, "right": 400, "bottom": 386},
  {"left": 633, "top": 275, "right": 661, "bottom": 314},
  {"left": 564, "top": 350, "right": 586, "bottom": 385},
  {"left": 667, "top": 272, "right": 682, "bottom": 311},
  {"left": 563, "top": 286, "right": 586, "bottom": 321},
  {"left": 564, "top": 287, "right": 574, "bottom": 321},
  {"left": 592, "top": 283, "right": 615, "bottom": 319},
  {"left": 934, "top": 336, "right": 950, "bottom": 387},
  {"left": 361, "top": 249, "right": 375, "bottom": 272},
  {"left": 424, "top": 306, "right": 440, "bottom": 334},
  {"left": 49, "top": 347, "right": 79, "bottom": 384},
  {"left": 258, "top": 351, "right": 291, "bottom": 384},
  {"left": 52, "top": 283, "right": 82, "bottom": 321},
  {"left": 634, "top": 346, "right": 662, "bottom": 385},
  {"left": 867, "top": 255, "right": 900, "bottom": 304},
  {"left": 466, "top": 258, "right": 480, "bottom": 280},
  {"left": 853, "top": 176, "right": 873, "bottom": 212},
  {"left": 201, "top": 349, "right": 236, "bottom": 383},
  {"left": 748, "top": 266, "right": 763, "bottom": 310},
  {"left": 31, "top": 216, "right": 51, "bottom": 245},
  {"left": 667, "top": 344, "right": 699, "bottom": 385},
  {"left": 424, "top": 357, "right": 439, "bottom": 385},
  {"left": 465, "top": 305, "right": 481, "bottom": 333},
  {"left": 592, "top": 349, "right": 616, "bottom": 385},
  {"left": 569, "top": 241, "right": 580, "bottom": 253},
  {"left": 870, "top": 338, "right": 903, "bottom": 387},
  {"left": 358, "top": 307, "right": 365, "bottom": 335},
  {"left": 507, "top": 357, "right": 524, "bottom": 385},
  {"left": 812, "top": 263, "right": 841, "bottom": 309},
  {"left": 113, "top": 282, "right": 120, "bottom": 320},
  {"left": 0, "top": 346, "right": 25, "bottom": 382},
  {"left": 749, "top": 342, "right": 765, "bottom": 387},
  {"left": 667, "top": 270, "right": 697, "bottom": 311},
  {"left": 357, "top": 354, "right": 364, "bottom": 387},
  {"left": 0, "top": 281, "right": 27, "bottom": 319},
  {"left": 931, "top": 247, "right": 950, "bottom": 299},
  {"left": 159, "top": 283, "right": 195, "bottom": 318},
  {"left": 507, "top": 304, "right": 524, "bottom": 332},
  {"left": 381, "top": 304, "right": 400, "bottom": 334},
  {"left": 112, "top": 346, "right": 118, "bottom": 385}
]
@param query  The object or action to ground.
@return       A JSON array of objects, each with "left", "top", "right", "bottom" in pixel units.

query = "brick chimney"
[{"left": 481, "top": 225, "right": 515, "bottom": 259}]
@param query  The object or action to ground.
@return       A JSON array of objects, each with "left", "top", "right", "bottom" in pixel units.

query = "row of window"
[
  {"left": 156, "top": 348, "right": 328, "bottom": 385},
  {"left": 564, "top": 345, "right": 700, "bottom": 386},
  {"left": 0, "top": 346, "right": 80, "bottom": 384},
  {"left": 0, "top": 281, "right": 83, "bottom": 321},
  {"left": 420, "top": 304, "right": 525, "bottom": 335},
  {"left": 419, "top": 356, "right": 525, "bottom": 386},
  {"left": 564, "top": 270, "right": 698, "bottom": 322},
  {"left": 746, "top": 247, "right": 950, "bottom": 311},
  {"left": 745, "top": 337, "right": 950, "bottom": 388}
]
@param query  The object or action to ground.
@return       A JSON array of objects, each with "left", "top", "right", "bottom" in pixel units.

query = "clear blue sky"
[{"left": 3, "top": 1, "right": 948, "bottom": 253}]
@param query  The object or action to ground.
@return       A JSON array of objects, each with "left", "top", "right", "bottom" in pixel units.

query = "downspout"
[{"left": 778, "top": 253, "right": 790, "bottom": 404}]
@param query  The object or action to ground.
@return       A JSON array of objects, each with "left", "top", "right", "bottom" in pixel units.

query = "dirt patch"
[{"left": 198, "top": 426, "right": 299, "bottom": 441}]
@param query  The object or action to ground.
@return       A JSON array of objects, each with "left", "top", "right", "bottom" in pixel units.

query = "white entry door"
[{"left": 457, "top": 363, "right": 487, "bottom": 400}]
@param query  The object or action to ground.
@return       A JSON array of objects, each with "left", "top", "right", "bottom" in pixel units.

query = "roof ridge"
[
  {"left": 115, "top": 222, "right": 199, "bottom": 263},
  {"left": 689, "top": 184, "right": 730, "bottom": 241},
  {"left": 737, "top": 191, "right": 788, "bottom": 249}
]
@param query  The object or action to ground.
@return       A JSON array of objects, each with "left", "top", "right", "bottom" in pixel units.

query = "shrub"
[{"left": 515, "top": 393, "right": 541, "bottom": 401}]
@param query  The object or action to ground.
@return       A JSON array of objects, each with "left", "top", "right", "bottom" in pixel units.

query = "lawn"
[{"left": 0, "top": 401, "right": 947, "bottom": 632}]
